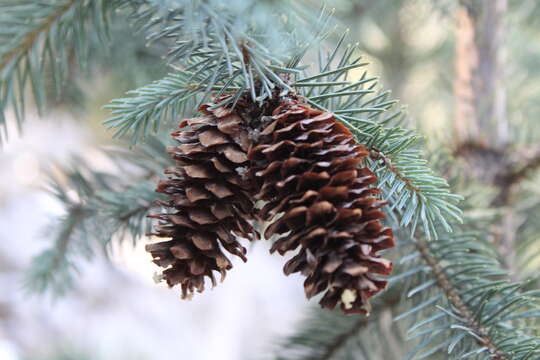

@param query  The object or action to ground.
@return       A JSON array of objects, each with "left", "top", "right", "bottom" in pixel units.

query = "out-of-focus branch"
[
  {"left": 454, "top": 143, "right": 540, "bottom": 203},
  {"left": 0, "top": 0, "right": 77, "bottom": 71},
  {"left": 455, "top": 142, "right": 540, "bottom": 279},
  {"left": 503, "top": 145, "right": 540, "bottom": 186},
  {"left": 479, "top": 144, "right": 540, "bottom": 205}
]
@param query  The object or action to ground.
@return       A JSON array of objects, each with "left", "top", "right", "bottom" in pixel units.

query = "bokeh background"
[{"left": 2, "top": 1, "right": 540, "bottom": 359}]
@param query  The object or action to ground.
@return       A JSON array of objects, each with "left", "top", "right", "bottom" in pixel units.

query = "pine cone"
[
  {"left": 147, "top": 93, "right": 394, "bottom": 314},
  {"left": 146, "top": 100, "right": 256, "bottom": 299},
  {"left": 248, "top": 98, "right": 394, "bottom": 314}
]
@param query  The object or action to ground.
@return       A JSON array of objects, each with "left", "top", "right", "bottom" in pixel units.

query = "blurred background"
[{"left": 2, "top": 0, "right": 540, "bottom": 359}]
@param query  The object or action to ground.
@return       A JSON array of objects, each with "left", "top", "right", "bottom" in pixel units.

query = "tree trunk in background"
[
  {"left": 454, "top": 0, "right": 518, "bottom": 278},
  {"left": 454, "top": 5, "right": 479, "bottom": 143},
  {"left": 454, "top": 0, "right": 508, "bottom": 147}
]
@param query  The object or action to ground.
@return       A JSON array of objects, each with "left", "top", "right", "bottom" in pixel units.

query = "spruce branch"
[
  {"left": 317, "top": 319, "right": 366, "bottom": 360},
  {"left": 104, "top": 0, "right": 330, "bottom": 143},
  {"left": 414, "top": 237, "right": 507, "bottom": 359},
  {"left": 0, "top": 0, "right": 76, "bottom": 71},
  {"left": 275, "top": 42, "right": 539, "bottom": 360},
  {"left": 508, "top": 145, "right": 540, "bottom": 183},
  {"left": 27, "top": 177, "right": 156, "bottom": 294},
  {"left": 0, "top": 0, "right": 118, "bottom": 144},
  {"left": 11, "top": 2, "right": 538, "bottom": 359},
  {"left": 454, "top": 141, "right": 540, "bottom": 279},
  {"left": 26, "top": 140, "right": 169, "bottom": 294},
  {"left": 26, "top": 205, "right": 90, "bottom": 295},
  {"left": 25, "top": 162, "right": 104, "bottom": 295},
  {"left": 104, "top": 72, "right": 203, "bottom": 142},
  {"left": 317, "top": 293, "right": 403, "bottom": 360},
  {"left": 369, "top": 150, "right": 421, "bottom": 194},
  {"left": 495, "top": 145, "right": 540, "bottom": 202},
  {"left": 401, "top": 232, "right": 540, "bottom": 359},
  {"left": 90, "top": 181, "right": 158, "bottom": 247}
]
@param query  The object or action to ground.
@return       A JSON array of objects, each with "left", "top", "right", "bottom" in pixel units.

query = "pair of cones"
[{"left": 147, "top": 94, "right": 394, "bottom": 314}]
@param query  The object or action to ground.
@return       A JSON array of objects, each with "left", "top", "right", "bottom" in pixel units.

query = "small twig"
[
  {"left": 490, "top": 144, "right": 540, "bottom": 214},
  {"left": 118, "top": 205, "right": 150, "bottom": 223},
  {"left": 369, "top": 149, "right": 421, "bottom": 194},
  {"left": 454, "top": 141, "right": 540, "bottom": 199},
  {"left": 453, "top": 140, "right": 505, "bottom": 186},
  {"left": 491, "top": 146, "right": 540, "bottom": 280}
]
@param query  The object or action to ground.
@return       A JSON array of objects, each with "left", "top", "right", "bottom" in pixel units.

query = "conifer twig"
[{"left": 369, "top": 149, "right": 421, "bottom": 194}]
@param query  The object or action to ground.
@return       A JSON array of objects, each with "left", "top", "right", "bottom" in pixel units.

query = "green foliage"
[
  {"left": 400, "top": 233, "right": 540, "bottom": 360},
  {"left": 27, "top": 159, "right": 110, "bottom": 295},
  {"left": 26, "top": 138, "right": 169, "bottom": 294},
  {"left": 104, "top": 72, "right": 214, "bottom": 143},
  {"left": 269, "top": 39, "right": 539, "bottom": 358},
  {"left": 0, "top": 0, "right": 119, "bottom": 144},
  {"left": 104, "top": 0, "right": 327, "bottom": 143}
]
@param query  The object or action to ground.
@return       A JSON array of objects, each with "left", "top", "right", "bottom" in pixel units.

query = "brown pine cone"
[
  {"left": 146, "top": 100, "right": 256, "bottom": 299},
  {"left": 248, "top": 97, "right": 394, "bottom": 314},
  {"left": 147, "top": 93, "right": 394, "bottom": 314}
]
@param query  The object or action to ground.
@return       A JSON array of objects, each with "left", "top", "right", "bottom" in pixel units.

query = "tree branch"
[
  {"left": 117, "top": 205, "right": 151, "bottom": 223},
  {"left": 501, "top": 145, "right": 540, "bottom": 187},
  {"left": 415, "top": 237, "right": 508, "bottom": 360},
  {"left": 50, "top": 206, "right": 88, "bottom": 271},
  {"left": 318, "top": 317, "right": 366, "bottom": 360},
  {"left": 0, "top": 0, "right": 77, "bottom": 71},
  {"left": 370, "top": 150, "right": 421, "bottom": 194},
  {"left": 453, "top": 142, "right": 540, "bottom": 279}
]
